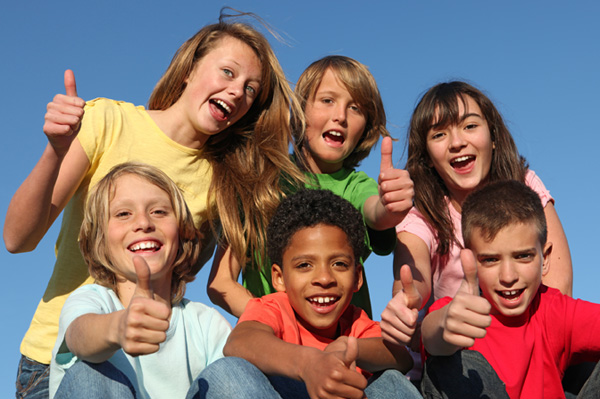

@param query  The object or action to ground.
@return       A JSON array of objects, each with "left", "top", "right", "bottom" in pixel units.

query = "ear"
[
  {"left": 541, "top": 242, "right": 553, "bottom": 277},
  {"left": 353, "top": 263, "right": 364, "bottom": 292},
  {"left": 271, "top": 264, "right": 286, "bottom": 292}
]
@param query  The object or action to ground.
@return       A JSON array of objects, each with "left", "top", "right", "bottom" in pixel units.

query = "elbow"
[{"left": 3, "top": 233, "right": 36, "bottom": 254}]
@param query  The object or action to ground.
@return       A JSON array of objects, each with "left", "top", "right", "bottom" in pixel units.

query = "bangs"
[{"left": 429, "top": 92, "right": 471, "bottom": 131}]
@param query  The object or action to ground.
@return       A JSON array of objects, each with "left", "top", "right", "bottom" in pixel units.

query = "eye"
[
  {"left": 296, "top": 262, "right": 311, "bottom": 270},
  {"left": 478, "top": 256, "right": 499, "bottom": 265},
  {"left": 152, "top": 208, "right": 169, "bottom": 217},
  {"left": 321, "top": 97, "right": 333, "bottom": 105},
  {"left": 333, "top": 261, "right": 350, "bottom": 269},
  {"left": 114, "top": 210, "right": 131, "bottom": 218},
  {"left": 465, "top": 123, "right": 478, "bottom": 130},
  {"left": 430, "top": 131, "right": 445, "bottom": 140},
  {"left": 515, "top": 252, "right": 534, "bottom": 261},
  {"left": 245, "top": 85, "right": 256, "bottom": 95},
  {"left": 349, "top": 104, "right": 361, "bottom": 113},
  {"left": 223, "top": 68, "right": 233, "bottom": 77}
]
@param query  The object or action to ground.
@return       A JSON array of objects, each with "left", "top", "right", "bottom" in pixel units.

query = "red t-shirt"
[
  {"left": 239, "top": 292, "right": 382, "bottom": 376},
  {"left": 429, "top": 286, "right": 600, "bottom": 399}
]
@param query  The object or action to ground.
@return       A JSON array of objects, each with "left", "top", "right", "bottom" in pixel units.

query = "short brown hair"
[
  {"left": 293, "top": 55, "right": 390, "bottom": 169},
  {"left": 79, "top": 162, "right": 201, "bottom": 304},
  {"left": 462, "top": 180, "right": 547, "bottom": 249}
]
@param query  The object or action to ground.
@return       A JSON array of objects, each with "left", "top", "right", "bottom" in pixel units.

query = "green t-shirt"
[{"left": 242, "top": 167, "right": 396, "bottom": 317}]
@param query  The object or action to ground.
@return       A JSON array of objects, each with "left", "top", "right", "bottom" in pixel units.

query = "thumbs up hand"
[
  {"left": 440, "top": 249, "right": 492, "bottom": 349},
  {"left": 376, "top": 136, "right": 414, "bottom": 228},
  {"left": 43, "top": 69, "right": 86, "bottom": 156},
  {"left": 381, "top": 265, "right": 422, "bottom": 346},
  {"left": 118, "top": 256, "right": 171, "bottom": 357}
]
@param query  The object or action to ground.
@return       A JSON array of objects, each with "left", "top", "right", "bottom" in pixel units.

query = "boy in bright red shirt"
[
  {"left": 421, "top": 180, "right": 600, "bottom": 399},
  {"left": 195, "top": 189, "right": 420, "bottom": 399}
]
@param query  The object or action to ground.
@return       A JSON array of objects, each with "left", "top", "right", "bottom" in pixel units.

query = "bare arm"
[
  {"left": 225, "top": 321, "right": 367, "bottom": 399},
  {"left": 393, "top": 232, "right": 433, "bottom": 305},
  {"left": 363, "top": 137, "right": 413, "bottom": 231},
  {"left": 421, "top": 250, "right": 491, "bottom": 356},
  {"left": 4, "top": 70, "right": 89, "bottom": 253},
  {"left": 66, "top": 257, "right": 170, "bottom": 363},
  {"left": 207, "top": 245, "right": 255, "bottom": 317},
  {"left": 542, "top": 202, "right": 573, "bottom": 296}
]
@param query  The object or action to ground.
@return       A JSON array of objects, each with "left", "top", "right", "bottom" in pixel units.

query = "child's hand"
[
  {"left": 441, "top": 250, "right": 491, "bottom": 348},
  {"left": 302, "top": 337, "right": 367, "bottom": 399},
  {"left": 118, "top": 256, "right": 171, "bottom": 357},
  {"left": 378, "top": 136, "right": 414, "bottom": 224},
  {"left": 381, "top": 264, "right": 422, "bottom": 347},
  {"left": 43, "top": 69, "right": 85, "bottom": 157}
]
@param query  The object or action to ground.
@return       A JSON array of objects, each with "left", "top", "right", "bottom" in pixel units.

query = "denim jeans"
[
  {"left": 16, "top": 355, "right": 50, "bottom": 399},
  {"left": 421, "top": 350, "right": 509, "bottom": 399},
  {"left": 189, "top": 356, "right": 422, "bottom": 399},
  {"left": 54, "top": 361, "right": 136, "bottom": 399}
]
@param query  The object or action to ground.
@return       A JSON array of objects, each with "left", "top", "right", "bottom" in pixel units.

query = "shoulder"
[
  {"left": 178, "top": 299, "right": 232, "bottom": 332},
  {"left": 343, "top": 305, "right": 381, "bottom": 338}
]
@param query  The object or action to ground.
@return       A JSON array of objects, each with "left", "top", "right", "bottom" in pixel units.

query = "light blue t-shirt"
[{"left": 49, "top": 284, "right": 231, "bottom": 399}]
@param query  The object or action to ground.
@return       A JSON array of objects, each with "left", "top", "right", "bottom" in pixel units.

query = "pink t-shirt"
[
  {"left": 239, "top": 292, "right": 382, "bottom": 377},
  {"left": 429, "top": 287, "right": 600, "bottom": 399},
  {"left": 396, "top": 170, "right": 552, "bottom": 301}
]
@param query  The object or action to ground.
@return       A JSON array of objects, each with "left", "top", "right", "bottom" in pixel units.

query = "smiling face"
[
  {"left": 106, "top": 174, "right": 180, "bottom": 294},
  {"left": 302, "top": 68, "right": 367, "bottom": 174},
  {"left": 426, "top": 95, "right": 494, "bottom": 208},
  {"left": 470, "top": 222, "right": 551, "bottom": 318},
  {"left": 174, "top": 35, "right": 262, "bottom": 143},
  {"left": 271, "top": 224, "right": 363, "bottom": 339}
]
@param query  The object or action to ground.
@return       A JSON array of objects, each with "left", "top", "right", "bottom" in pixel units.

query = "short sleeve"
[
  {"left": 525, "top": 170, "right": 553, "bottom": 207},
  {"left": 396, "top": 206, "right": 437, "bottom": 253}
]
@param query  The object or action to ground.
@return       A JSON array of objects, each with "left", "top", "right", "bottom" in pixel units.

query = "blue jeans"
[
  {"left": 54, "top": 361, "right": 136, "bottom": 399},
  {"left": 188, "top": 356, "right": 422, "bottom": 399},
  {"left": 16, "top": 355, "right": 49, "bottom": 399},
  {"left": 421, "top": 350, "right": 509, "bottom": 399}
]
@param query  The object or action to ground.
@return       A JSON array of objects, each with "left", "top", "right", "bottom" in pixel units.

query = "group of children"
[{"left": 5, "top": 8, "right": 599, "bottom": 399}]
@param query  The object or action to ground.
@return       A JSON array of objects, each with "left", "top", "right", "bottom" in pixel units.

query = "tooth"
[
  {"left": 317, "top": 297, "right": 324, "bottom": 304},
  {"left": 215, "top": 100, "right": 231, "bottom": 114}
]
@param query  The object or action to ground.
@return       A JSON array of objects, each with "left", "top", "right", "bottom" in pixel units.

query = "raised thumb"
[
  {"left": 459, "top": 249, "right": 480, "bottom": 296},
  {"left": 133, "top": 256, "right": 154, "bottom": 299},
  {"left": 342, "top": 336, "right": 359, "bottom": 369},
  {"left": 64, "top": 69, "right": 78, "bottom": 97}
]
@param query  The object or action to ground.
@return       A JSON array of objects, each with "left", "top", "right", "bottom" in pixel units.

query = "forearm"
[
  {"left": 224, "top": 322, "right": 317, "bottom": 380},
  {"left": 356, "top": 337, "right": 413, "bottom": 373},
  {"left": 207, "top": 246, "right": 255, "bottom": 317},
  {"left": 421, "top": 307, "right": 461, "bottom": 356},
  {"left": 543, "top": 202, "right": 573, "bottom": 296},
  {"left": 4, "top": 144, "right": 64, "bottom": 252},
  {"left": 364, "top": 195, "right": 407, "bottom": 231},
  {"left": 65, "top": 312, "right": 123, "bottom": 363}
]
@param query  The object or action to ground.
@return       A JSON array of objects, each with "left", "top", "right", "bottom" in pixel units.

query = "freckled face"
[
  {"left": 302, "top": 69, "right": 367, "bottom": 174},
  {"left": 426, "top": 96, "right": 493, "bottom": 206},
  {"left": 272, "top": 224, "right": 363, "bottom": 339},
  {"left": 470, "top": 223, "right": 550, "bottom": 318},
  {"left": 175, "top": 36, "right": 262, "bottom": 141}
]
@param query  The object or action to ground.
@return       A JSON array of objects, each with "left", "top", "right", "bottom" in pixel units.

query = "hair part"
[
  {"left": 267, "top": 189, "right": 365, "bottom": 267},
  {"left": 79, "top": 162, "right": 201, "bottom": 305},
  {"left": 148, "top": 8, "right": 305, "bottom": 269},
  {"left": 462, "top": 180, "right": 547, "bottom": 248},
  {"left": 406, "top": 81, "right": 528, "bottom": 256},
  {"left": 292, "top": 55, "right": 390, "bottom": 169}
]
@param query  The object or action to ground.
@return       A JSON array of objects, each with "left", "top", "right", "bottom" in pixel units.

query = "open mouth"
[
  {"left": 497, "top": 289, "right": 524, "bottom": 302},
  {"left": 307, "top": 295, "right": 340, "bottom": 307},
  {"left": 210, "top": 99, "right": 232, "bottom": 119},
  {"left": 128, "top": 240, "right": 162, "bottom": 253},
  {"left": 322, "top": 130, "right": 345, "bottom": 146},
  {"left": 450, "top": 155, "right": 475, "bottom": 170}
]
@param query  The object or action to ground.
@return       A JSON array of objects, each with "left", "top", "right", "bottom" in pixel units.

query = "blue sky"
[{"left": 1, "top": 1, "right": 599, "bottom": 394}]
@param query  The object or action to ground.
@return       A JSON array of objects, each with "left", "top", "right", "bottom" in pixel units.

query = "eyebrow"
[{"left": 459, "top": 112, "right": 483, "bottom": 122}]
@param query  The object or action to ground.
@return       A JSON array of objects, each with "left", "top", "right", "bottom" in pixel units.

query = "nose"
[
  {"left": 332, "top": 104, "right": 347, "bottom": 125},
  {"left": 312, "top": 265, "right": 336, "bottom": 288},
  {"left": 228, "top": 79, "right": 244, "bottom": 100},
  {"left": 448, "top": 128, "right": 467, "bottom": 151},
  {"left": 133, "top": 212, "right": 154, "bottom": 232},
  {"left": 499, "top": 260, "right": 518, "bottom": 286}
]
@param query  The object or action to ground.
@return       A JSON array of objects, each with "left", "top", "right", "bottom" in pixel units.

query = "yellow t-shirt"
[{"left": 21, "top": 98, "right": 213, "bottom": 364}]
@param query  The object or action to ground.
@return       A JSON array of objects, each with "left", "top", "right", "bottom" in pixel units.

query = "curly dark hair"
[{"left": 267, "top": 189, "right": 365, "bottom": 266}]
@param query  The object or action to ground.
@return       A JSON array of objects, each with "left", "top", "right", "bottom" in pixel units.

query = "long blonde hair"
[
  {"left": 149, "top": 9, "right": 304, "bottom": 268},
  {"left": 79, "top": 162, "right": 200, "bottom": 305}
]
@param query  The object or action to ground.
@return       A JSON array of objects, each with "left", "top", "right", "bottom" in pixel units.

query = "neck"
[{"left": 147, "top": 108, "right": 210, "bottom": 150}]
